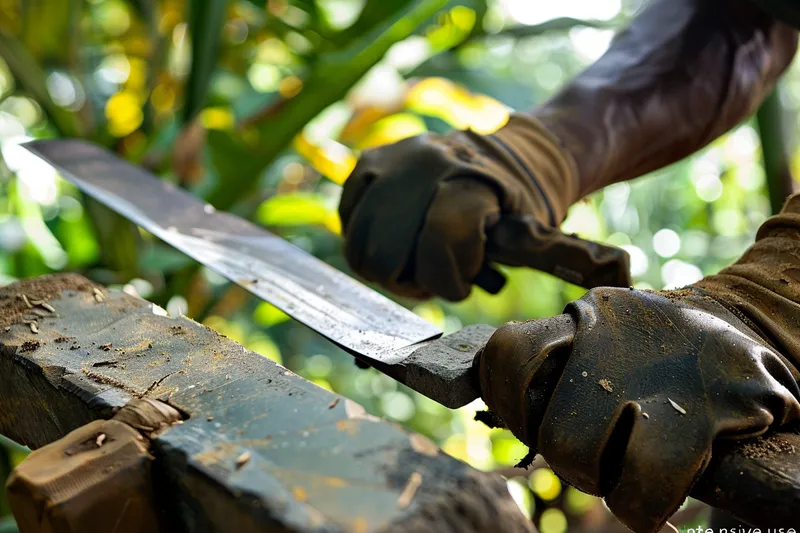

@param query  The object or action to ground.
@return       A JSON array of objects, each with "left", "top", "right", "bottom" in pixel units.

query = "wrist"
[{"left": 489, "top": 113, "right": 582, "bottom": 224}]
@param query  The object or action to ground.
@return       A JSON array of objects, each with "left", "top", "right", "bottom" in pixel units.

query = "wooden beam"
[{"left": 0, "top": 274, "right": 533, "bottom": 533}]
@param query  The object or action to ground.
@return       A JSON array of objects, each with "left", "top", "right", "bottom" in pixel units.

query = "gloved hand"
[
  {"left": 339, "top": 115, "right": 631, "bottom": 301},
  {"left": 479, "top": 195, "right": 800, "bottom": 532},
  {"left": 338, "top": 0, "right": 795, "bottom": 302}
]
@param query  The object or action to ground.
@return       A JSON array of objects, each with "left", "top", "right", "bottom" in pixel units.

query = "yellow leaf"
[
  {"left": 405, "top": 77, "right": 508, "bottom": 134},
  {"left": 293, "top": 135, "right": 356, "bottom": 185},
  {"left": 200, "top": 106, "right": 235, "bottom": 130},
  {"left": 323, "top": 211, "right": 342, "bottom": 236},
  {"left": 355, "top": 113, "right": 427, "bottom": 150},
  {"left": 105, "top": 91, "right": 143, "bottom": 137}
]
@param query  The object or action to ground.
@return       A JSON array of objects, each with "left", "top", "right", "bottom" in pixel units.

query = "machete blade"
[{"left": 22, "top": 139, "right": 442, "bottom": 360}]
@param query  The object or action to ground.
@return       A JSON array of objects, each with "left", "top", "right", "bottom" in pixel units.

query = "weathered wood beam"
[{"left": 0, "top": 274, "right": 533, "bottom": 533}]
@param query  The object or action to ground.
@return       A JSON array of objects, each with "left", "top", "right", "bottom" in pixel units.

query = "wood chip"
[
  {"left": 31, "top": 299, "right": 55, "bottom": 313},
  {"left": 93, "top": 288, "right": 105, "bottom": 302},
  {"left": 25, "top": 321, "right": 38, "bottom": 334},
  {"left": 598, "top": 379, "right": 613, "bottom": 393},
  {"left": 668, "top": 398, "right": 686, "bottom": 415},
  {"left": 397, "top": 472, "right": 422, "bottom": 509},
  {"left": 96, "top": 434, "right": 106, "bottom": 447},
  {"left": 20, "top": 294, "right": 32, "bottom": 308},
  {"left": 328, "top": 397, "right": 340, "bottom": 409},
  {"left": 235, "top": 451, "right": 252, "bottom": 469}
]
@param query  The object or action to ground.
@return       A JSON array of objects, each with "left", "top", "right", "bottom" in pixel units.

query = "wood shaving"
[
  {"left": 668, "top": 398, "right": 686, "bottom": 415},
  {"left": 642, "top": 412, "right": 649, "bottom": 419},
  {"left": 397, "top": 472, "right": 422, "bottom": 509},
  {"left": 665, "top": 522, "right": 679, "bottom": 533},
  {"left": 25, "top": 320, "right": 38, "bottom": 334},
  {"left": 598, "top": 379, "right": 613, "bottom": 393},
  {"left": 31, "top": 299, "right": 55, "bottom": 313},
  {"left": 235, "top": 451, "right": 252, "bottom": 469},
  {"left": 328, "top": 398, "right": 340, "bottom": 409},
  {"left": 93, "top": 288, "right": 105, "bottom": 302},
  {"left": 20, "top": 294, "right": 32, "bottom": 308},
  {"left": 96, "top": 434, "right": 106, "bottom": 447}
]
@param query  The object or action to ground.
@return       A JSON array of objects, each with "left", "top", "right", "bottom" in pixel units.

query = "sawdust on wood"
[
  {"left": 668, "top": 398, "right": 686, "bottom": 415},
  {"left": 598, "top": 379, "right": 613, "bottom": 393},
  {"left": 235, "top": 451, "right": 252, "bottom": 469},
  {"left": 740, "top": 434, "right": 797, "bottom": 459},
  {"left": 397, "top": 472, "right": 423, "bottom": 509},
  {"left": 20, "top": 340, "right": 40, "bottom": 352},
  {"left": 0, "top": 274, "right": 98, "bottom": 331}
]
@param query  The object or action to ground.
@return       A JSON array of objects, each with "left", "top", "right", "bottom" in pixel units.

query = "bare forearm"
[{"left": 529, "top": 0, "right": 797, "bottom": 200}]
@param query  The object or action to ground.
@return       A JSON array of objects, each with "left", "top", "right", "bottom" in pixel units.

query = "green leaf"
[
  {"left": 254, "top": 301, "right": 290, "bottom": 327},
  {"left": 138, "top": 244, "right": 196, "bottom": 274},
  {"left": 257, "top": 192, "right": 331, "bottom": 227},
  {"left": 0, "top": 32, "right": 83, "bottom": 137},
  {"left": 184, "top": 0, "right": 229, "bottom": 124},
  {"left": 206, "top": 0, "right": 452, "bottom": 209}
]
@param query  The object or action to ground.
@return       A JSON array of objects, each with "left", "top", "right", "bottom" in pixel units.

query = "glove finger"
[
  {"left": 537, "top": 291, "right": 709, "bottom": 495},
  {"left": 415, "top": 180, "right": 500, "bottom": 301},
  {"left": 341, "top": 137, "right": 456, "bottom": 289},
  {"left": 479, "top": 314, "right": 575, "bottom": 445},
  {"left": 604, "top": 400, "right": 714, "bottom": 533},
  {"left": 342, "top": 201, "right": 430, "bottom": 300},
  {"left": 486, "top": 215, "right": 632, "bottom": 288},
  {"left": 339, "top": 157, "right": 377, "bottom": 232}
]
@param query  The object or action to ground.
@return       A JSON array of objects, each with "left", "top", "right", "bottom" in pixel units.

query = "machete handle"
[
  {"left": 690, "top": 428, "right": 800, "bottom": 527},
  {"left": 474, "top": 214, "right": 632, "bottom": 293}
]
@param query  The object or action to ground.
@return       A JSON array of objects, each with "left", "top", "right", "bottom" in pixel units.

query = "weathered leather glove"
[
  {"left": 338, "top": 0, "right": 795, "bottom": 302},
  {"left": 479, "top": 195, "right": 800, "bottom": 532},
  {"left": 339, "top": 116, "right": 631, "bottom": 301}
]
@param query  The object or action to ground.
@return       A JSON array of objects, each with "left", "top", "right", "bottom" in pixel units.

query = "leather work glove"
[
  {"left": 338, "top": 0, "right": 796, "bottom": 302},
  {"left": 479, "top": 194, "right": 800, "bottom": 532},
  {"left": 339, "top": 116, "right": 631, "bottom": 301}
]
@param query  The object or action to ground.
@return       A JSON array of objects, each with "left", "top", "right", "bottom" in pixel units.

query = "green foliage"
[
  {"left": 0, "top": 0, "right": 796, "bottom": 530},
  {"left": 185, "top": 0, "right": 230, "bottom": 123}
]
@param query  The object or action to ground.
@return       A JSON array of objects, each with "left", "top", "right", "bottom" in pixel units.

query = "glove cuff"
[
  {"left": 693, "top": 193, "right": 800, "bottom": 368},
  {"left": 488, "top": 113, "right": 581, "bottom": 224}
]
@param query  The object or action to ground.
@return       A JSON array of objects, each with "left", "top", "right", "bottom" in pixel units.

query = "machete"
[
  {"left": 22, "top": 139, "right": 800, "bottom": 527},
  {"left": 24, "top": 139, "right": 495, "bottom": 408}
]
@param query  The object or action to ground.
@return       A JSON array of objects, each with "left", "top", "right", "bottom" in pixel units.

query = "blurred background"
[{"left": 0, "top": 0, "right": 797, "bottom": 531}]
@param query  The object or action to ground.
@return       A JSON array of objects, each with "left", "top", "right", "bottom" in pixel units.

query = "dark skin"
[{"left": 340, "top": 0, "right": 800, "bottom": 530}]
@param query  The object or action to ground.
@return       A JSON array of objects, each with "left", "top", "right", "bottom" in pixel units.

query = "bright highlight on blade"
[{"left": 22, "top": 139, "right": 442, "bottom": 361}]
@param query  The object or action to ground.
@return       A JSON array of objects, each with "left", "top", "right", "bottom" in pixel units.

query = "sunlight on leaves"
[
  {"left": 105, "top": 91, "right": 143, "bottom": 137},
  {"left": 257, "top": 192, "right": 341, "bottom": 234},
  {"left": 530, "top": 468, "right": 562, "bottom": 501},
  {"left": 254, "top": 301, "right": 291, "bottom": 327},
  {"left": 539, "top": 508, "right": 567, "bottom": 533},
  {"left": 355, "top": 113, "right": 427, "bottom": 150},
  {"left": 200, "top": 107, "right": 235, "bottom": 130},
  {"left": 405, "top": 77, "right": 509, "bottom": 134},
  {"left": 293, "top": 134, "right": 356, "bottom": 185}
]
